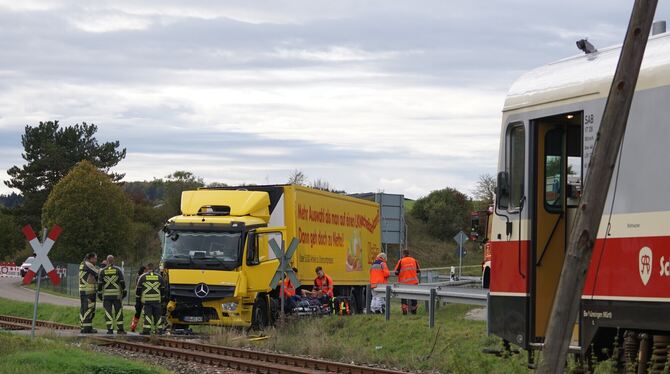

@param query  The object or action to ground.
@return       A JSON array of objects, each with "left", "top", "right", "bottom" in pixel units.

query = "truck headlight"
[{"left": 222, "top": 302, "right": 238, "bottom": 311}]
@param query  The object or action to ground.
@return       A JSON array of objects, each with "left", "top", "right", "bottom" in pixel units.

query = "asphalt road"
[{"left": 0, "top": 277, "right": 81, "bottom": 307}]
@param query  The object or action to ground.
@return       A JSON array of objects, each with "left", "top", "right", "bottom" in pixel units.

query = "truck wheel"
[{"left": 251, "top": 297, "right": 269, "bottom": 330}]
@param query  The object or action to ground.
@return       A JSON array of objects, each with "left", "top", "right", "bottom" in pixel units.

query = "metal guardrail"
[{"left": 372, "top": 283, "right": 488, "bottom": 328}]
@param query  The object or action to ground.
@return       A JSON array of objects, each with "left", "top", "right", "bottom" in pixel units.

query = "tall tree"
[
  {"left": 42, "top": 160, "right": 133, "bottom": 263},
  {"left": 287, "top": 169, "right": 307, "bottom": 186},
  {"left": 412, "top": 187, "right": 470, "bottom": 240},
  {"left": 5, "top": 121, "right": 126, "bottom": 228},
  {"left": 0, "top": 209, "right": 23, "bottom": 260},
  {"left": 471, "top": 173, "right": 496, "bottom": 207}
]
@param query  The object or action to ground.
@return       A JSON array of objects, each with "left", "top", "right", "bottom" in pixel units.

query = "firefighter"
[
  {"left": 98, "top": 255, "right": 126, "bottom": 334},
  {"left": 136, "top": 263, "right": 166, "bottom": 335},
  {"left": 394, "top": 249, "right": 421, "bottom": 315},
  {"left": 79, "top": 252, "right": 99, "bottom": 333},
  {"left": 369, "top": 252, "right": 390, "bottom": 314},
  {"left": 130, "top": 265, "right": 146, "bottom": 332}
]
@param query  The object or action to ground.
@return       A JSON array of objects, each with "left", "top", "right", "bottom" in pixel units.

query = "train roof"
[{"left": 504, "top": 32, "right": 670, "bottom": 112}]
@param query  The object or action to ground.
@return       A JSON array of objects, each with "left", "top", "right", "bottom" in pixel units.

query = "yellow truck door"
[{"left": 244, "top": 228, "right": 285, "bottom": 292}]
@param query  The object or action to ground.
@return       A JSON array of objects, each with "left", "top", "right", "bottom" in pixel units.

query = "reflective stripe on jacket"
[
  {"left": 136, "top": 271, "right": 164, "bottom": 303},
  {"left": 369, "top": 259, "right": 390, "bottom": 288},
  {"left": 314, "top": 274, "right": 334, "bottom": 298},
  {"left": 98, "top": 265, "right": 125, "bottom": 298},
  {"left": 79, "top": 261, "right": 98, "bottom": 294},
  {"left": 394, "top": 256, "right": 420, "bottom": 285}
]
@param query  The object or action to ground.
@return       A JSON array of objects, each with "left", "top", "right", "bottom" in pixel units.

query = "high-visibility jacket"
[
  {"left": 136, "top": 271, "right": 165, "bottom": 303},
  {"left": 98, "top": 265, "right": 126, "bottom": 298},
  {"left": 314, "top": 274, "right": 334, "bottom": 298},
  {"left": 394, "top": 256, "right": 420, "bottom": 285},
  {"left": 369, "top": 259, "right": 390, "bottom": 288},
  {"left": 280, "top": 278, "right": 296, "bottom": 298},
  {"left": 79, "top": 260, "right": 99, "bottom": 295}
]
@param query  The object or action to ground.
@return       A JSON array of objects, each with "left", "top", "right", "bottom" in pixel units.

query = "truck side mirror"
[
  {"left": 496, "top": 171, "right": 511, "bottom": 211},
  {"left": 246, "top": 231, "right": 259, "bottom": 266}
]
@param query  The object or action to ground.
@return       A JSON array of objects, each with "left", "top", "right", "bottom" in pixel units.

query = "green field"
[{"left": 0, "top": 332, "right": 167, "bottom": 374}]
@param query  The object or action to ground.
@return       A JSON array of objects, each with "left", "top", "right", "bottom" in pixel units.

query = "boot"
[{"left": 130, "top": 316, "right": 139, "bottom": 332}]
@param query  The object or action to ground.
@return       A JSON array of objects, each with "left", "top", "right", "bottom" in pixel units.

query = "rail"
[
  {"left": 0, "top": 314, "right": 408, "bottom": 374},
  {"left": 371, "top": 284, "right": 488, "bottom": 328}
]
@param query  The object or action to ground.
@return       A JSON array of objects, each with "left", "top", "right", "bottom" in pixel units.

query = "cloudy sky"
[{"left": 0, "top": 1, "right": 668, "bottom": 199}]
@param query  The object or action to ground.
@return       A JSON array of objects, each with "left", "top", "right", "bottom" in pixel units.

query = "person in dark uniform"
[
  {"left": 136, "top": 263, "right": 166, "bottom": 335},
  {"left": 79, "top": 252, "right": 99, "bottom": 333},
  {"left": 98, "top": 255, "right": 126, "bottom": 334},
  {"left": 130, "top": 265, "right": 146, "bottom": 332}
]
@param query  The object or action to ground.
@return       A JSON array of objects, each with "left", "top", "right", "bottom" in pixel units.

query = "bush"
[{"left": 412, "top": 187, "right": 470, "bottom": 240}]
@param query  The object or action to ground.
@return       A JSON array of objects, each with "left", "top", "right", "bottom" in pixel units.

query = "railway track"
[
  {"left": 96, "top": 337, "right": 407, "bottom": 374},
  {"left": 0, "top": 314, "right": 79, "bottom": 330},
  {"left": 0, "top": 315, "right": 407, "bottom": 374}
]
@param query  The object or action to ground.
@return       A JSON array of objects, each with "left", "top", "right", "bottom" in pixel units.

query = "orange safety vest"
[
  {"left": 395, "top": 256, "right": 420, "bottom": 285},
  {"left": 281, "top": 278, "right": 296, "bottom": 298},
  {"left": 314, "top": 274, "right": 334, "bottom": 298},
  {"left": 369, "top": 259, "right": 390, "bottom": 288}
]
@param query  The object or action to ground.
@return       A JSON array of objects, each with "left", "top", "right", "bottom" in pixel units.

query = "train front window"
[{"left": 508, "top": 124, "right": 525, "bottom": 210}]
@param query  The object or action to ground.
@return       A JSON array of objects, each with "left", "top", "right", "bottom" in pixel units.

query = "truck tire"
[{"left": 251, "top": 296, "right": 269, "bottom": 330}]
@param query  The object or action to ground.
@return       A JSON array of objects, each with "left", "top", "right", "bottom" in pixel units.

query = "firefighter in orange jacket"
[{"left": 394, "top": 249, "right": 421, "bottom": 315}]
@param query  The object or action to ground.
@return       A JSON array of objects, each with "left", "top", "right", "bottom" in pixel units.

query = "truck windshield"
[{"left": 162, "top": 231, "right": 242, "bottom": 270}]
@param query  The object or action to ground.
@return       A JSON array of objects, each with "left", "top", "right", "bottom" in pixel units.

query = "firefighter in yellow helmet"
[
  {"left": 97, "top": 255, "right": 126, "bottom": 334},
  {"left": 136, "top": 263, "right": 166, "bottom": 335},
  {"left": 79, "top": 252, "right": 99, "bottom": 333}
]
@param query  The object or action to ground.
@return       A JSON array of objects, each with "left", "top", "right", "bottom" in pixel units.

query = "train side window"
[
  {"left": 544, "top": 129, "right": 563, "bottom": 211},
  {"left": 566, "top": 126, "right": 582, "bottom": 207},
  {"left": 508, "top": 124, "right": 525, "bottom": 211}
]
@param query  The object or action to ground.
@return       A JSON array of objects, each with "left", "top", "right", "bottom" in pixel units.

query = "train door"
[{"left": 532, "top": 112, "right": 582, "bottom": 340}]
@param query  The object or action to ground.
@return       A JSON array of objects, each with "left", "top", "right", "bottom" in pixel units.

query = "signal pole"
[{"left": 537, "top": 1, "right": 658, "bottom": 372}]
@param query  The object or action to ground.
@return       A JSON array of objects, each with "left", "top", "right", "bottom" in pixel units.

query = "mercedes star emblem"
[{"left": 194, "top": 283, "right": 209, "bottom": 298}]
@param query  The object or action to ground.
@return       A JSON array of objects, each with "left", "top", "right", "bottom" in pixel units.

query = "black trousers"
[
  {"left": 79, "top": 293, "right": 96, "bottom": 331},
  {"left": 134, "top": 299, "right": 143, "bottom": 319},
  {"left": 143, "top": 302, "right": 162, "bottom": 334},
  {"left": 103, "top": 297, "right": 124, "bottom": 331},
  {"left": 401, "top": 299, "right": 418, "bottom": 314}
]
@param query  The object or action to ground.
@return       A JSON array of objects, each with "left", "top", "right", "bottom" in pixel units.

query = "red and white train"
[{"left": 489, "top": 27, "right": 670, "bottom": 366}]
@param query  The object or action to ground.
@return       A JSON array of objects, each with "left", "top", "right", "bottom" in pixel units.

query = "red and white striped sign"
[{"left": 21, "top": 225, "right": 62, "bottom": 285}]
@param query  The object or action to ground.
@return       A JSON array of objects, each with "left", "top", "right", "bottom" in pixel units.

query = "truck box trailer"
[{"left": 161, "top": 184, "right": 381, "bottom": 328}]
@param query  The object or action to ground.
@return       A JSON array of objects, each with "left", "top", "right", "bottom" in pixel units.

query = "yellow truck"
[{"left": 160, "top": 184, "right": 381, "bottom": 328}]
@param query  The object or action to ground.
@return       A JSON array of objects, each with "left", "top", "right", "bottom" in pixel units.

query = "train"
[{"left": 488, "top": 27, "right": 670, "bottom": 368}]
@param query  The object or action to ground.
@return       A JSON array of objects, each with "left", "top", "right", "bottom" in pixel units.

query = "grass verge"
[
  {"left": 0, "top": 296, "right": 126, "bottom": 331},
  {"left": 0, "top": 332, "right": 167, "bottom": 374}
]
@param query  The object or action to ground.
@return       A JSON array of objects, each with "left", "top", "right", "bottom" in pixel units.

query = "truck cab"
[{"left": 161, "top": 189, "right": 281, "bottom": 328}]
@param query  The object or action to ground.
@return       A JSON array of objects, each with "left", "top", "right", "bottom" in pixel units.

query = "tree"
[
  {"left": 162, "top": 171, "right": 205, "bottom": 217},
  {"left": 0, "top": 209, "right": 23, "bottom": 260},
  {"left": 41, "top": 161, "right": 133, "bottom": 263},
  {"left": 412, "top": 187, "right": 471, "bottom": 240},
  {"left": 471, "top": 173, "right": 496, "bottom": 207},
  {"left": 287, "top": 169, "right": 307, "bottom": 186},
  {"left": 5, "top": 121, "right": 126, "bottom": 228},
  {"left": 311, "top": 178, "right": 330, "bottom": 191}
]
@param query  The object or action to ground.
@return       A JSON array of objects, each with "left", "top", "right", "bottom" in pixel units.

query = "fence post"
[
  {"left": 429, "top": 288, "right": 436, "bottom": 328},
  {"left": 365, "top": 285, "right": 372, "bottom": 314},
  {"left": 385, "top": 285, "right": 391, "bottom": 321}
]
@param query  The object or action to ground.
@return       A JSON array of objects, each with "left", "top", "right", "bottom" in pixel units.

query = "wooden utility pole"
[{"left": 537, "top": 1, "right": 658, "bottom": 373}]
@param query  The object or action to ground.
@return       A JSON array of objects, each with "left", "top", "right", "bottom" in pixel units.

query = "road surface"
[{"left": 0, "top": 277, "right": 80, "bottom": 307}]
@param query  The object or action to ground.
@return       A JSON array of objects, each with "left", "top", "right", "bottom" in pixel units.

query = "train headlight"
[{"left": 222, "top": 302, "right": 238, "bottom": 311}]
